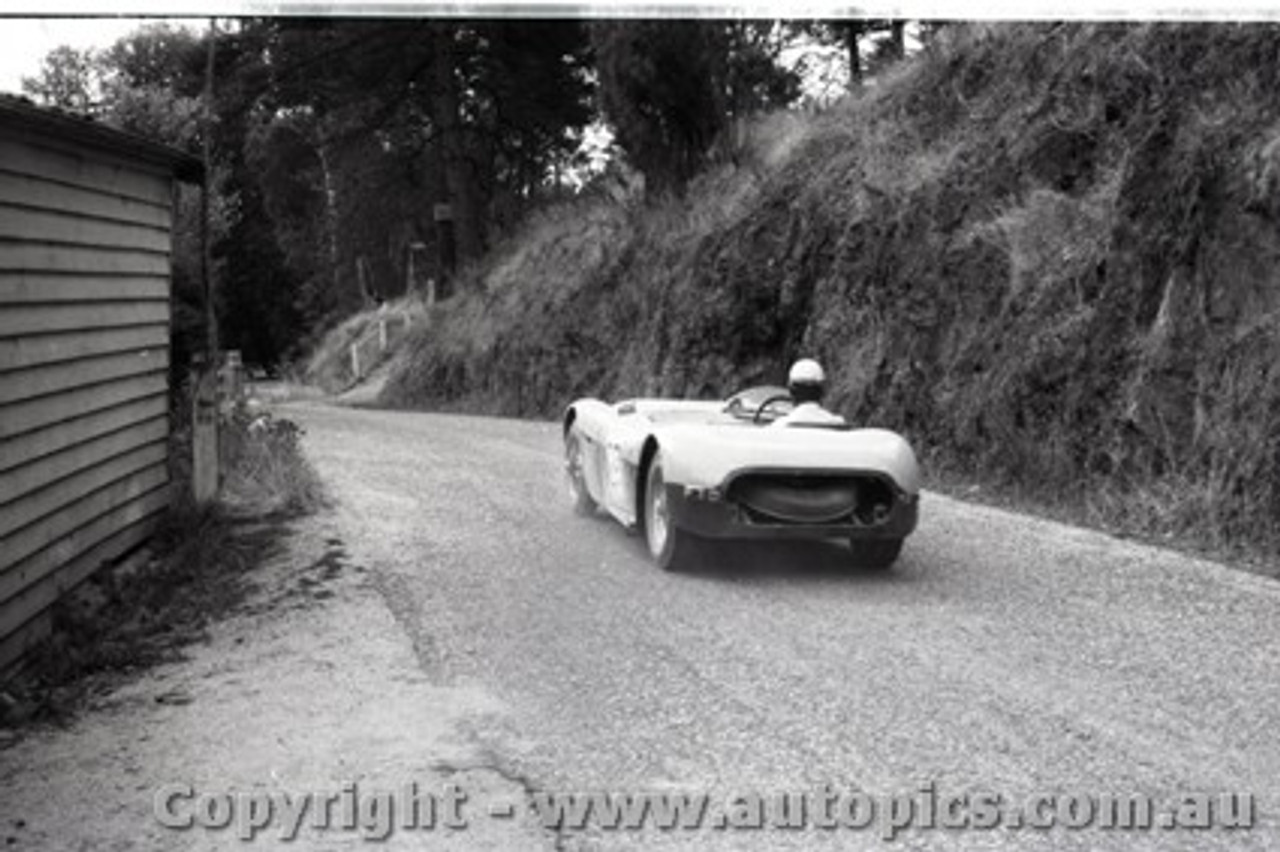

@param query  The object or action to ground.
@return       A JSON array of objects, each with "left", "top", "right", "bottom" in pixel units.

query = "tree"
[
  {"left": 21, "top": 45, "right": 97, "bottom": 112},
  {"left": 99, "top": 79, "right": 203, "bottom": 146},
  {"left": 723, "top": 22, "right": 804, "bottom": 117},
  {"left": 791, "top": 19, "right": 909, "bottom": 90},
  {"left": 916, "top": 21, "right": 953, "bottom": 47},
  {"left": 102, "top": 23, "right": 204, "bottom": 94},
  {"left": 592, "top": 21, "right": 728, "bottom": 196},
  {"left": 460, "top": 22, "right": 595, "bottom": 207},
  {"left": 243, "top": 110, "right": 335, "bottom": 319},
  {"left": 246, "top": 18, "right": 594, "bottom": 294},
  {"left": 90, "top": 26, "right": 247, "bottom": 367},
  {"left": 592, "top": 20, "right": 800, "bottom": 197}
]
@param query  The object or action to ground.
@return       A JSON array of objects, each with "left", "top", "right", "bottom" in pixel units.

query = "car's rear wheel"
[
  {"left": 850, "top": 538, "right": 903, "bottom": 570},
  {"left": 565, "top": 432, "right": 596, "bottom": 515},
  {"left": 644, "top": 453, "right": 696, "bottom": 572}
]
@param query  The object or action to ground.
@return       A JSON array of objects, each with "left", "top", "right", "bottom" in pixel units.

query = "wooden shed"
[{"left": 0, "top": 95, "right": 202, "bottom": 673}]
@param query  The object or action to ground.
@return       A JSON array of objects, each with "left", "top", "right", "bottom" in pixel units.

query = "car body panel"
[
  {"left": 564, "top": 391, "right": 922, "bottom": 544},
  {"left": 645, "top": 423, "right": 921, "bottom": 492}
]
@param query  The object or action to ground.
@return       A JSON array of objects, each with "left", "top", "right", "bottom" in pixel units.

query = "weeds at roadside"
[
  {"left": 0, "top": 402, "right": 327, "bottom": 730},
  {"left": 220, "top": 403, "right": 328, "bottom": 518},
  {"left": 924, "top": 451, "right": 1280, "bottom": 579}
]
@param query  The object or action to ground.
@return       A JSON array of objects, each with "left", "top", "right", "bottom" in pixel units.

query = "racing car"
[{"left": 562, "top": 377, "right": 921, "bottom": 571}]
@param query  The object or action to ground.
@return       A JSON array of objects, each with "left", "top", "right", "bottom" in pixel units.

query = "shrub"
[{"left": 219, "top": 403, "right": 327, "bottom": 517}]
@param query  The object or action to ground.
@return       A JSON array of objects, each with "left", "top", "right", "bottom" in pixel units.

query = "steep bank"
[{"left": 382, "top": 23, "right": 1280, "bottom": 556}]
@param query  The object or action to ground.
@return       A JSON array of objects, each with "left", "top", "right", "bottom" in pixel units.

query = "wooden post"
[
  {"left": 407, "top": 240, "right": 427, "bottom": 296},
  {"left": 221, "top": 349, "right": 243, "bottom": 405},
  {"left": 378, "top": 319, "right": 388, "bottom": 352},
  {"left": 434, "top": 202, "right": 455, "bottom": 297},
  {"left": 195, "top": 20, "right": 221, "bottom": 505},
  {"left": 350, "top": 343, "right": 361, "bottom": 381},
  {"left": 191, "top": 354, "right": 219, "bottom": 504}
]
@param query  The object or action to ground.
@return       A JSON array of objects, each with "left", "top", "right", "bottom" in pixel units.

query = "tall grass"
[{"left": 219, "top": 403, "right": 328, "bottom": 517}]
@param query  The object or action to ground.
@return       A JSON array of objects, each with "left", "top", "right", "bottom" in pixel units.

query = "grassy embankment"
[
  {"left": 302, "top": 299, "right": 428, "bottom": 393},
  {"left": 340, "top": 24, "right": 1279, "bottom": 568}
]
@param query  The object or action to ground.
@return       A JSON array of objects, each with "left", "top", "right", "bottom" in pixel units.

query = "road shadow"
[
  {"left": 655, "top": 536, "right": 923, "bottom": 585},
  {"left": 574, "top": 506, "right": 924, "bottom": 585}
]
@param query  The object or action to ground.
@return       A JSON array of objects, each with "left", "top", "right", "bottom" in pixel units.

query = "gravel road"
[
  {"left": 2, "top": 399, "right": 1277, "bottom": 851},
  {"left": 288, "top": 402, "right": 1280, "bottom": 850}
]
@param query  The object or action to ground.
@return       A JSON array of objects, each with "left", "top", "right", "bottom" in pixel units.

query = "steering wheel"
[{"left": 753, "top": 393, "right": 794, "bottom": 424}]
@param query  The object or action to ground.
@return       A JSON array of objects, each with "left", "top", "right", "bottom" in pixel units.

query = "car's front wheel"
[
  {"left": 565, "top": 432, "right": 596, "bottom": 515},
  {"left": 850, "top": 538, "right": 903, "bottom": 570},
  {"left": 644, "top": 453, "right": 696, "bottom": 572}
]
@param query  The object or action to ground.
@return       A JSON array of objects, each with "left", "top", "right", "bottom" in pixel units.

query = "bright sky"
[{"left": 0, "top": 18, "right": 186, "bottom": 95}]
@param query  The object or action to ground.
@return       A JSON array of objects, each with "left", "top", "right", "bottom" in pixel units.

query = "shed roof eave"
[{"left": 0, "top": 94, "right": 204, "bottom": 184}]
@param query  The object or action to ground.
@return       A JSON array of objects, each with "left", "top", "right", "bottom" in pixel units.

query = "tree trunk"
[
  {"left": 889, "top": 20, "right": 906, "bottom": 60},
  {"left": 431, "top": 23, "right": 483, "bottom": 279},
  {"left": 356, "top": 255, "right": 374, "bottom": 307},
  {"left": 315, "top": 140, "right": 342, "bottom": 308},
  {"left": 844, "top": 22, "right": 863, "bottom": 89}
]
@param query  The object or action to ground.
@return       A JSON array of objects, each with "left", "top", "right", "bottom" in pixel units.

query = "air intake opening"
[{"left": 727, "top": 474, "right": 896, "bottom": 526}]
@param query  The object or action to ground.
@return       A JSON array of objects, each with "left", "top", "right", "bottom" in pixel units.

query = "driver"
[{"left": 772, "top": 358, "right": 846, "bottom": 427}]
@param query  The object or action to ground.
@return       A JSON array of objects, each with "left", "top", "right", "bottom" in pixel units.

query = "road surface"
[
  {"left": 2, "top": 399, "right": 1278, "bottom": 850},
  {"left": 292, "top": 402, "right": 1279, "bottom": 850}
]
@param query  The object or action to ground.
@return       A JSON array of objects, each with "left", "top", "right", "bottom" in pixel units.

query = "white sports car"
[{"left": 563, "top": 386, "right": 921, "bottom": 571}]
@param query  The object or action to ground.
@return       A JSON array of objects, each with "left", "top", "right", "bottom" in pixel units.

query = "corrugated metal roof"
[{"left": 0, "top": 92, "right": 204, "bottom": 183}]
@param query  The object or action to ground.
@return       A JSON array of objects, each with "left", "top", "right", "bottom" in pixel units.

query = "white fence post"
[{"left": 220, "top": 349, "right": 244, "bottom": 405}]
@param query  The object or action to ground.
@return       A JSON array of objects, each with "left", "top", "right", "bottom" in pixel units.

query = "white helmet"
[
  {"left": 788, "top": 358, "right": 826, "bottom": 403},
  {"left": 788, "top": 359, "right": 825, "bottom": 386}
]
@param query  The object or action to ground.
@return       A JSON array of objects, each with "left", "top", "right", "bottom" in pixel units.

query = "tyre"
[
  {"left": 850, "top": 538, "right": 903, "bottom": 570},
  {"left": 644, "top": 453, "right": 696, "bottom": 572},
  {"left": 565, "top": 432, "right": 596, "bottom": 515}
]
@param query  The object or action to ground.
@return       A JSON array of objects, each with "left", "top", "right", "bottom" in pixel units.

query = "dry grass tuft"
[{"left": 220, "top": 404, "right": 328, "bottom": 517}]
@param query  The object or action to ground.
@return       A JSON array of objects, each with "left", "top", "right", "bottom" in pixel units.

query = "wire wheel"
[
  {"left": 565, "top": 432, "right": 595, "bottom": 515},
  {"left": 645, "top": 453, "right": 695, "bottom": 571}
]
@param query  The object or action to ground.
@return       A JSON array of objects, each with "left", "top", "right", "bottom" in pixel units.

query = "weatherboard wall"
[{"left": 0, "top": 127, "right": 176, "bottom": 673}]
